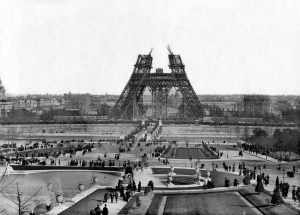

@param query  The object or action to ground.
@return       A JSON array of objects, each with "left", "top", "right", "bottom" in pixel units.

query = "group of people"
[
  {"left": 223, "top": 162, "right": 236, "bottom": 172},
  {"left": 279, "top": 181, "right": 290, "bottom": 198},
  {"left": 292, "top": 186, "right": 300, "bottom": 203},
  {"left": 117, "top": 179, "right": 142, "bottom": 202},
  {"left": 90, "top": 204, "right": 108, "bottom": 215},
  {"left": 103, "top": 192, "right": 119, "bottom": 203}
]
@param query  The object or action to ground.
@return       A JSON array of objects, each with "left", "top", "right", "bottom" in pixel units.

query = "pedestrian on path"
[
  {"left": 95, "top": 204, "right": 101, "bottom": 215},
  {"left": 102, "top": 204, "right": 108, "bottom": 215},
  {"left": 138, "top": 181, "right": 142, "bottom": 192},
  {"left": 292, "top": 186, "right": 297, "bottom": 203},
  {"left": 296, "top": 187, "right": 300, "bottom": 203},
  {"left": 115, "top": 192, "right": 118, "bottom": 203},
  {"left": 104, "top": 193, "right": 108, "bottom": 203},
  {"left": 110, "top": 193, "right": 114, "bottom": 203},
  {"left": 133, "top": 181, "right": 137, "bottom": 193}
]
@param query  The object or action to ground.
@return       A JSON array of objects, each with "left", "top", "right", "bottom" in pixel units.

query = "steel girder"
[{"left": 113, "top": 52, "right": 204, "bottom": 120}]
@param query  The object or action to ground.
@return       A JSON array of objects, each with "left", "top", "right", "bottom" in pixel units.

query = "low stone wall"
[{"left": 10, "top": 164, "right": 125, "bottom": 172}]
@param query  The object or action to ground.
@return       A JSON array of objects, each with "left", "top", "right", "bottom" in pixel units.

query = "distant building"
[
  {"left": 240, "top": 95, "right": 270, "bottom": 116},
  {"left": 295, "top": 98, "right": 300, "bottom": 111},
  {"left": 0, "top": 77, "right": 6, "bottom": 100},
  {"left": 63, "top": 93, "right": 101, "bottom": 115},
  {"left": 0, "top": 77, "right": 13, "bottom": 117},
  {"left": 201, "top": 101, "right": 238, "bottom": 113},
  {"left": 276, "top": 100, "right": 292, "bottom": 112}
]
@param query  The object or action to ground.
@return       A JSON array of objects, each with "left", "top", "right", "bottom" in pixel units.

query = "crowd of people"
[{"left": 88, "top": 166, "right": 155, "bottom": 215}]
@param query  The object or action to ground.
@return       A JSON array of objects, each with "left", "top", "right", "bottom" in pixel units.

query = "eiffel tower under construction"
[{"left": 113, "top": 47, "right": 204, "bottom": 120}]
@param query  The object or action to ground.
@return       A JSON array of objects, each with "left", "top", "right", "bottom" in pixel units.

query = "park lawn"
[
  {"left": 172, "top": 176, "right": 195, "bottom": 185},
  {"left": 144, "top": 187, "right": 300, "bottom": 215},
  {"left": 174, "top": 148, "right": 205, "bottom": 159},
  {"left": 239, "top": 185, "right": 300, "bottom": 215},
  {"left": 199, "top": 147, "right": 217, "bottom": 159},
  {"left": 151, "top": 167, "right": 196, "bottom": 175},
  {"left": 161, "top": 147, "right": 217, "bottom": 159},
  {"left": 150, "top": 192, "right": 258, "bottom": 215}
]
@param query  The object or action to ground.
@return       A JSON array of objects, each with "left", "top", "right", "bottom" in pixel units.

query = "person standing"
[
  {"left": 233, "top": 179, "right": 238, "bottom": 187},
  {"left": 102, "top": 204, "right": 108, "bottom": 215},
  {"left": 94, "top": 204, "right": 101, "bottom": 215},
  {"left": 133, "top": 181, "right": 137, "bottom": 193},
  {"left": 125, "top": 191, "right": 130, "bottom": 202},
  {"left": 138, "top": 181, "right": 142, "bottom": 192},
  {"left": 115, "top": 192, "right": 118, "bottom": 203},
  {"left": 296, "top": 187, "right": 300, "bottom": 203},
  {"left": 110, "top": 193, "right": 114, "bottom": 203},
  {"left": 292, "top": 186, "right": 297, "bottom": 203},
  {"left": 104, "top": 193, "right": 108, "bottom": 203},
  {"left": 265, "top": 174, "right": 270, "bottom": 185},
  {"left": 120, "top": 185, "right": 125, "bottom": 198}
]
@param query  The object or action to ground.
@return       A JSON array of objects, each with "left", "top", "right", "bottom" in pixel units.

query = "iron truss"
[{"left": 113, "top": 49, "right": 204, "bottom": 120}]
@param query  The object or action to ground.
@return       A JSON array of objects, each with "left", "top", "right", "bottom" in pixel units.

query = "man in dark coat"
[
  {"left": 120, "top": 185, "right": 125, "bottom": 198},
  {"left": 104, "top": 193, "right": 108, "bottom": 202},
  {"left": 102, "top": 204, "right": 108, "bottom": 215},
  {"left": 115, "top": 192, "right": 118, "bottom": 203},
  {"left": 110, "top": 193, "right": 114, "bottom": 203},
  {"left": 132, "top": 181, "right": 137, "bottom": 193},
  {"left": 95, "top": 204, "right": 101, "bottom": 215},
  {"left": 138, "top": 181, "right": 142, "bottom": 192}
]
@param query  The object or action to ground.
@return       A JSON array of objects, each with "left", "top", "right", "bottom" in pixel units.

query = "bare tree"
[
  {"left": 0, "top": 164, "right": 18, "bottom": 214},
  {"left": 242, "top": 126, "right": 250, "bottom": 143},
  {"left": 6, "top": 183, "right": 42, "bottom": 215}
]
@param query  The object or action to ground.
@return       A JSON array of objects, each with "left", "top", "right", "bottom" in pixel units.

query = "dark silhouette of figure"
[
  {"left": 110, "top": 193, "right": 114, "bottom": 203},
  {"left": 138, "top": 181, "right": 142, "bottom": 192},
  {"left": 115, "top": 192, "right": 118, "bottom": 203},
  {"left": 102, "top": 204, "right": 108, "bottom": 215},
  {"left": 104, "top": 193, "right": 108, "bottom": 202}
]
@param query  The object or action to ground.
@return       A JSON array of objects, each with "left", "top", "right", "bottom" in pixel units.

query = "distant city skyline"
[{"left": 0, "top": 0, "right": 299, "bottom": 95}]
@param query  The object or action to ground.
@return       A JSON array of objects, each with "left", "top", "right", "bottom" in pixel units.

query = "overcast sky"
[{"left": 0, "top": 0, "right": 299, "bottom": 95}]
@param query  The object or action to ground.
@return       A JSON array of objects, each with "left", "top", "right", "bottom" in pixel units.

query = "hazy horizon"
[
  {"left": 5, "top": 92, "right": 300, "bottom": 97},
  {"left": 1, "top": 0, "right": 299, "bottom": 95}
]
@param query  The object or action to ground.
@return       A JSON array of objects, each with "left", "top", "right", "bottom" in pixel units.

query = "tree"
[
  {"left": 242, "top": 126, "right": 250, "bottom": 142},
  {"left": 271, "top": 176, "right": 284, "bottom": 205},
  {"left": 251, "top": 128, "right": 268, "bottom": 140},
  {"left": 255, "top": 175, "right": 264, "bottom": 193},
  {"left": 234, "top": 126, "right": 241, "bottom": 140},
  {"left": 5, "top": 183, "right": 42, "bottom": 215},
  {"left": 273, "top": 129, "right": 284, "bottom": 159},
  {"left": 282, "top": 128, "right": 298, "bottom": 160},
  {"left": 0, "top": 164, "right": 18, "bottom": 214}
]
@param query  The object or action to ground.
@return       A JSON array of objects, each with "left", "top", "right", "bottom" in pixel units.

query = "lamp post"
[
  {"left": 227, "top": 147, "right": 228, "bottom": 159},
  {"left": 283, "top": 167, "right": 285, "bottom": 184}
]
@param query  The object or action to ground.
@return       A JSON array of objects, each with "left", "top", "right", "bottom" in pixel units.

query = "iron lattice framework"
[{"left": 113, "top": 48, "right": 204, "bottom": 120}]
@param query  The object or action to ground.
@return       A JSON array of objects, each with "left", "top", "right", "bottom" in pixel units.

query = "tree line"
[{"left": 243, "top": 127, "right": 300, "bottom": 161}]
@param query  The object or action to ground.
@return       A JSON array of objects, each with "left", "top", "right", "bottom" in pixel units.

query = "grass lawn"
[
  {"left": 151, "top": 167, "right": 196, "bottom": 175},
  {"left": 146, "top": 192, "right": 259, "bottom": 215},
  {"left": 143, "top": 186, "right": 300, "bottom": 215},
  {"left": 162, "top": 147, "right": 217, "bottom": 159},
  {"left": 172, "top": 176, "right": 195, "bottom": 185},
  {"left": 164, "top": 192, "right": 259, "bottom": 215}
]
